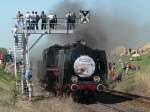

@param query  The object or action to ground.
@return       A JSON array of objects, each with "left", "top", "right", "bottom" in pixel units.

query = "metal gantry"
[
  {"left": 12, "top": 21, "right": 77, "bottom": 96},
  {"left": 12, "top": 11, "right": 90, "bottom": 96}
]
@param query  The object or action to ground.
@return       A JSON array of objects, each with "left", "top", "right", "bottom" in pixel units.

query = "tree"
[{"left": 0, "top": 48, "right": 7, "bottom": 55}]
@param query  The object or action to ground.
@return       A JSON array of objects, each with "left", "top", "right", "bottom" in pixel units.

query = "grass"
[
  {"left": 113, "top": 53, "right": 150, "bottom": 96},
  {"left": 0, "top": 65, "right": 17, "bottom": 111}
]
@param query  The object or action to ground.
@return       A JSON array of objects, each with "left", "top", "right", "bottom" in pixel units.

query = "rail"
[{"left": 108, "top": 90, "right": 150, "bottom": 103}]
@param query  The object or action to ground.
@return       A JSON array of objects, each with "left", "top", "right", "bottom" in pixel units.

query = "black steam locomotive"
[{"left": 39, "top": 41, "right": 108, "bottom": 101}]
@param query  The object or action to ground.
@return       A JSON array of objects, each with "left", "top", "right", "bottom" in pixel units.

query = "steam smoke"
[
  {"left": 76, "top": 14, "right": 138, "bottom": 50},
  {"left": 30, "top": 0, "right": 142, "bottom": 58},
  {"left": 47, "top": 0, "right": 140, "bottom": 52},
  {"left": 30, "top": 0, "right": 144, "bottom": 79}
]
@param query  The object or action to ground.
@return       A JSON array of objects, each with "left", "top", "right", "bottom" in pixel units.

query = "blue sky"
[
  {"left": 0, "top": 0, "right": 150, "bottom": 48},
  {"left": 0, "top": 0, "right": 60, "bottom": 48}
]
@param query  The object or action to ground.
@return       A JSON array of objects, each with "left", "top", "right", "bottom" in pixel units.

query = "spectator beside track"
[
  {"left": 119, "top": 54, "right": 125, "bottom": 70},
  {"left": 35, "top": 11, "right": 40, "bottom": 30},
  {"left": 40, "top": 11, "right": 47, "bottom": 30},
  {"left": 109, "top": 63, "right": 117, "bottom": 80},
  {"left": 129, "top": 48, "right": 132, "bottom": 55},
  {"left": 108, "top": 62, "right": 112, "bottom": 72},
  {"left": 125, "top": 62, "right": 131, "bottom": 75},
  {"left": 116, "top": 71, "right": 122, "bottom": 82},
  {"left": 30, "top": 11, "right": 36, "bottom": 30},
  {"left": 25, "top": 11, "right": 31, "bottom": 29},
  {"left": 0, "top": 53, "right": 4, "bottom": 64},
  {"left": 111, "top": 66, "right": 117, "bottom": 80},
  {"left": 7, "top": 48, "right": 13, "bottom": 62}
]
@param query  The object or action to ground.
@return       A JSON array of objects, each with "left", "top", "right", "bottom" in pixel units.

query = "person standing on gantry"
[
  {"left": 25, "top": 11, "right": 31, "bottom": 30},
  {"left": 54, "top": 14, "right": 57, "bottom": 29},
  {"left": 48, "top": 14, "right": 54, "bottom": 29},
  {"left": 66, "top": 12, "right": 72, "bottom": 31},
  {"left": 71, "top": 12, "right": 76, "bottom": 29},
  {"left": 16, "top": 11, "right": 24, "bottom": 28},
  {"left": 40, "top": 11, "right": 47, "bottom": 30},
  {"left": 35, "top": 11, "right": 40, "bottom": 30},
  {"left": 30, "top": 11, "right": 36, "bottom": 30}
]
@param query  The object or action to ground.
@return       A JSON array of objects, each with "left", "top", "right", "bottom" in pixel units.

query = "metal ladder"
[{"left": 13, "top": 33, "right": 29, "bottom": 95}]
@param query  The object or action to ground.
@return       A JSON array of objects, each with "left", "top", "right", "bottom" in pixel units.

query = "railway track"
[
  {"left": 108, "top": 90, "right": 150, "bottom": 103},
  {"left": 82, "top": 90, "right": 150, "bottom": 112},
  {"left": 83, "top": 103, "right": 126, "bottom": 112},
  {"left": 96, "top": 90, "right": 150, "bottom": 112}
]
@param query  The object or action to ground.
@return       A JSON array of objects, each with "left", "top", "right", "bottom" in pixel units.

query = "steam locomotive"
[{"left": 39, "top": 40, "right": 108, "bottom": 101}]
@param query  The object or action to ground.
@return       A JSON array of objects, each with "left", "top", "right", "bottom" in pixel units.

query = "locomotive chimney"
[{"left": 80, "top": 39, "right": 86, "bottom": 46}]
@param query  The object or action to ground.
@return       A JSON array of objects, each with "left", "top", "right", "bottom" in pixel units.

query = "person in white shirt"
[
  {"left": 25, "top": 11, "right": 31, "bottom": 29},
  {"left": 30, "top": 11, "right": 36, "bottom": 30},
  {"left": 48, "top": 14, "right": 54, "bottom": 29}
]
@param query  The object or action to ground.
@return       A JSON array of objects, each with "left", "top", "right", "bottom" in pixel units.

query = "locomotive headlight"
[
  {"left": 71, "top": 76, "right": 78, "bottom": 83},
  {"left": 93, "top": 76, "right": 100, "bottom": 83}
]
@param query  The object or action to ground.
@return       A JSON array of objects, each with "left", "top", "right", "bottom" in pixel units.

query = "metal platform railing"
[
  {"left": 15, "top": 23, "right": 77, "bottom": 34},
  {"left": 13, "top": 17, "right": 81, "bottom": 34}
]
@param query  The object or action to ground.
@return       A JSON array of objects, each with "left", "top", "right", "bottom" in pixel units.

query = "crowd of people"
[
  {"left": 108, "top": 48, "right": 141, "bottom": 83},
  {"left": 16, "top": 11, "right": 77, "bottom": 30}
]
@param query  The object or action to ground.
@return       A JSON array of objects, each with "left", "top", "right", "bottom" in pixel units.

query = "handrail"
[{"left": 13, "top": 17, "right": 81, "bottom": 20}]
